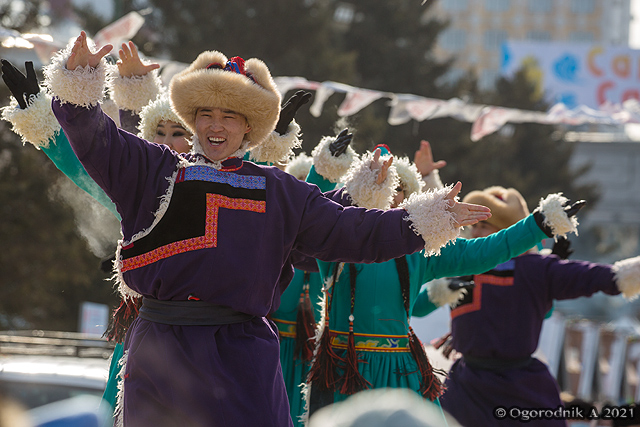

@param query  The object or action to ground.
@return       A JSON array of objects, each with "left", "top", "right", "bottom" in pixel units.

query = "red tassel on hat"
[
  {"left": 104, "top": 296, "right": 142, "bottom": 343},
  {"left": 295, "top": 276, "right": 317, "bottom": 361},
  {"left": 225, "top": 57, "right": 246, "bottom": 75}
]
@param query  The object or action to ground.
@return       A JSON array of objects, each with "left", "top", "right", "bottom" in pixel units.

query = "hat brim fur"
[{"left": 169, "top": 51, "right": 281, "bottom": 149}]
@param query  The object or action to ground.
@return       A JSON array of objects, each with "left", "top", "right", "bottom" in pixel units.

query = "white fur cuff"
[
  {"left": 422, "top": 169, "right": 443, "bottom": 191},
  {"left": 426, "top": 278, "right": 466, "bottom": 307},
  {"left": 399, "top": 185, "right": 459, "bottom": 256},
  {"left": 249, "top": 120, "right": 301, "bottom": 164},
  {"left": 285, "top": 152, "right": 313, "bottom": 180},
  {"left": 536, "top": 193, "right": 579, "bottom": 238},
  {"left": 311, "top": 135, "right": 357, "bottom": 183},
  {"left": 109, "top": 71, "right": 162, "bottom": 113},
  {"left": 1, "top": 92, "right": 60, "bottom": 149},
  {"left": 613, "top": 256, "right": 640, "bottom": 300},
  {"left": 44, "top": 41, "right": 110, "bottom": 108},
  {"left": 343, "top": 152, "right": 400, "bottom": 210}
]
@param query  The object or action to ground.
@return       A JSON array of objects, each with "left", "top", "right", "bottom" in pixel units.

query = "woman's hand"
[
  {"left": 414, "top": 140, "right": 446, "bottom": 177},
  {"left": 445, "top": 182, "right": 492, "bottom": 227},
  {"left": 370, "top": 147, "right": 393, "bottom": 185},
  {"left": 116, "top": 41, "right": 159, "bottom": 78},
  {"left": 67, "top": 31, "right": 113, "bottom": 70}
]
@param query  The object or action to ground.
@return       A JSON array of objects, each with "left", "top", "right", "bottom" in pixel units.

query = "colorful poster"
[{"left": 501, "top": 41, "right": 640, "bottom": 109}]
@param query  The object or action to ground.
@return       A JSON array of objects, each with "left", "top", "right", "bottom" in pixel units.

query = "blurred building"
[
  {"left": 553, "top": 133, "right": 640, "bottom": 321},
  {"left": 426, "top": 0, "right": 632, "bottom": 90},
  {"left": 568, "top": 133, "right": 640, "bottom": 265}
]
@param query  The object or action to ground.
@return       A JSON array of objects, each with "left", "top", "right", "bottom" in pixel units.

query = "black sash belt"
[
  {"left": 139, "top": 297, "right": 255, "bottom": 326},
  {"left": 463, "top": 355, "right": 533, "bottom": 371}
]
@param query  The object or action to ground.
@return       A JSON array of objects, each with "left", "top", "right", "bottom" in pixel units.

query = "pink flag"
[{"left": 93, "top": 12, "right": 145, "bottom": 48}]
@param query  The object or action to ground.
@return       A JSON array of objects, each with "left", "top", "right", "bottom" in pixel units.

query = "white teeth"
[{"left": 208, "top": 137, "right": 224, "bottom": 145}]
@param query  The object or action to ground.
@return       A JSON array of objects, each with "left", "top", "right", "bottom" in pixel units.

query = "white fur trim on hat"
[
  {"left": 394, "top": 156, "right": 425, "bottom": 198},
  {"left": 169, "top": 51, "right": 281, "bottom": 150},
  {"left": 1, "top": 92, "right": 60, "bottom": 149},
  {"left": 311, "top": 134, "right": 358, "bottom": 183},
  {"left": 108, "top": 70, "right": 162, "bottom": 113},
  {"left": 138, "top": 93, "right": 190, "bottom": 142},
  {"left": 248, "top": 119, "right": 301, "bottom": 164},
  {"left": 399, "top": 185, "right": 460, "bottom": 256},
  {"left": 343, "top": 152, "right": 400, "bottom": 210},
  {"left": 426, "top": 278, "right": 467, "bottom": 307},
  {"left": 422, "top": 169, "right": 443, "bottom": 191},
  {"left": 535, "top": 193, "right": 579, "bottom": 238},
  {"left": 44, "top": 39, "right": 111, "bottom": 108},
  {"left": 612, "top": 255, "right": 640, "bottom": 300},
  {"left": 285, "top": 152, "right": 313, "bottom": 180}
]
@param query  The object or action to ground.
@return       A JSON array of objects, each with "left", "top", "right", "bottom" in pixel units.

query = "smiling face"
[
  {"left": 153, "top": 120, "right": 192, "bottom": 154},
  {"left": 195, "top": 107, "right": 251, "bottom": 161}
]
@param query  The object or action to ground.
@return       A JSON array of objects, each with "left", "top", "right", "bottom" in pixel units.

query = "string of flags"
[{"left": 2, "top": 12, "right": 640, "bottom": 141}]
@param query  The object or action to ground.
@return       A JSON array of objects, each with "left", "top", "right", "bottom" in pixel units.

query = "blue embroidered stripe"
[{"left": 184, "top": 166, "right": 266, "bottom": 189}]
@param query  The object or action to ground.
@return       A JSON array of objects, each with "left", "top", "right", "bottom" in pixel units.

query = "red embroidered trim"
[
  {"left": 474, "top": 273, "right": 514, "bottom": 286},
  {"left": 450, "top": 282, "right": 482, "bottom": 319},
  {"left": 121, "top": 194, "right": 265, "bottom": 272}
]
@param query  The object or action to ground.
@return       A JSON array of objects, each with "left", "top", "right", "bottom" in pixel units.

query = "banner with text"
[{"left": 501, "top": 41, "right": 640, "bottom": 109}]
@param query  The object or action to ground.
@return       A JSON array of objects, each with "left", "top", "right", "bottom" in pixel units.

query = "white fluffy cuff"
[
  {"left": 108, "top": 71, "right": 162, "bottom": 113},
  {"left": 44, "top": 41, "right": 110, "bottom": 108},
  {"left": 536, "top": 193, "right": 579, "bottom": 238},
  {"left": 422, "top": 169, "right": 443, "bottom": 191},
  {"left": 311, "top": 135, "right": 357, "bottom": 183},
  {"left": 249, "top": 120, "right": 301, "bottom": 164},
  {"left": 343, "top": 152, "right": 400, "bottom": 210},
  {"left": 426, "top": 278, "right": 466, "bottom": 307},
  {"left": 613, "top": 256, "right": 640, "bottom": 300},
  {"left": 399, "top": 185, "right": 459, "bottom": 256},
  {"left": 1, "top": 92, "right": 60, "bottom": 149},
  {"left": 285, "top": 152, "right": 312, "bottom": 180}
]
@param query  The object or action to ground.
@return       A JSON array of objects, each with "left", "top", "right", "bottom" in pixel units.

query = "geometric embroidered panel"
[
  {"left": 121, "top": 193, "right": 265, "bottom": 272},
  {"left": 450, "top": 273, "right": 515, "bottom": 319}
]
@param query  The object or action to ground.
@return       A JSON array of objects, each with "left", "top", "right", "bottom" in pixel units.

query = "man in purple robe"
[{"left": 43, "top": 32, "right": 491, "bottom": 426}]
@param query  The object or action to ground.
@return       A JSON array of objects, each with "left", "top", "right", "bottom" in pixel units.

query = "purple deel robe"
[
  {"left": 52, "top": 100, "right": 426, "bottom": 427},
  {"left": 440, "top": 253, "right": 619, "bottom": 427}
]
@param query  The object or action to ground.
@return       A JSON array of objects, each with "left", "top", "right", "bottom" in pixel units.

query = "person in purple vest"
[
  {"left": 433, "top": 186, "right": 640, "bottom": 427},
  {"left": 43, "top": 31, "right": 491, "bottom": 426}
]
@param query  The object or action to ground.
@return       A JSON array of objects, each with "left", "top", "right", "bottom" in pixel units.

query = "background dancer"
[
  {"left": 304, "top": 144, "right": 583, "bottom": 422},
  {"left": 435, "top": 186, "right": 640, "bottom": 427}
]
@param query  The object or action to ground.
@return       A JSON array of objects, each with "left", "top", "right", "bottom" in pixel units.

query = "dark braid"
[
  {"left": 294, "top": 271, "right": 317, "bottom": 361},
  {"left": 307, "top": 263, "right": 344, "bottom": 391},
  {"left": 394, "top": 256, "right": 446, "bottom": 401},
  {"left": 339, "top": 264, "right": 371, "bottom": 395}
]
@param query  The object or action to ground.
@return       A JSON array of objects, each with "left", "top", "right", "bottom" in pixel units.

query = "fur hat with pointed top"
[
  {"left": 169, "top": 51, "right": 281, "bottom": 150},
  {"left": 463, "top": 186, "right": 529, "bottom": 230}
]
